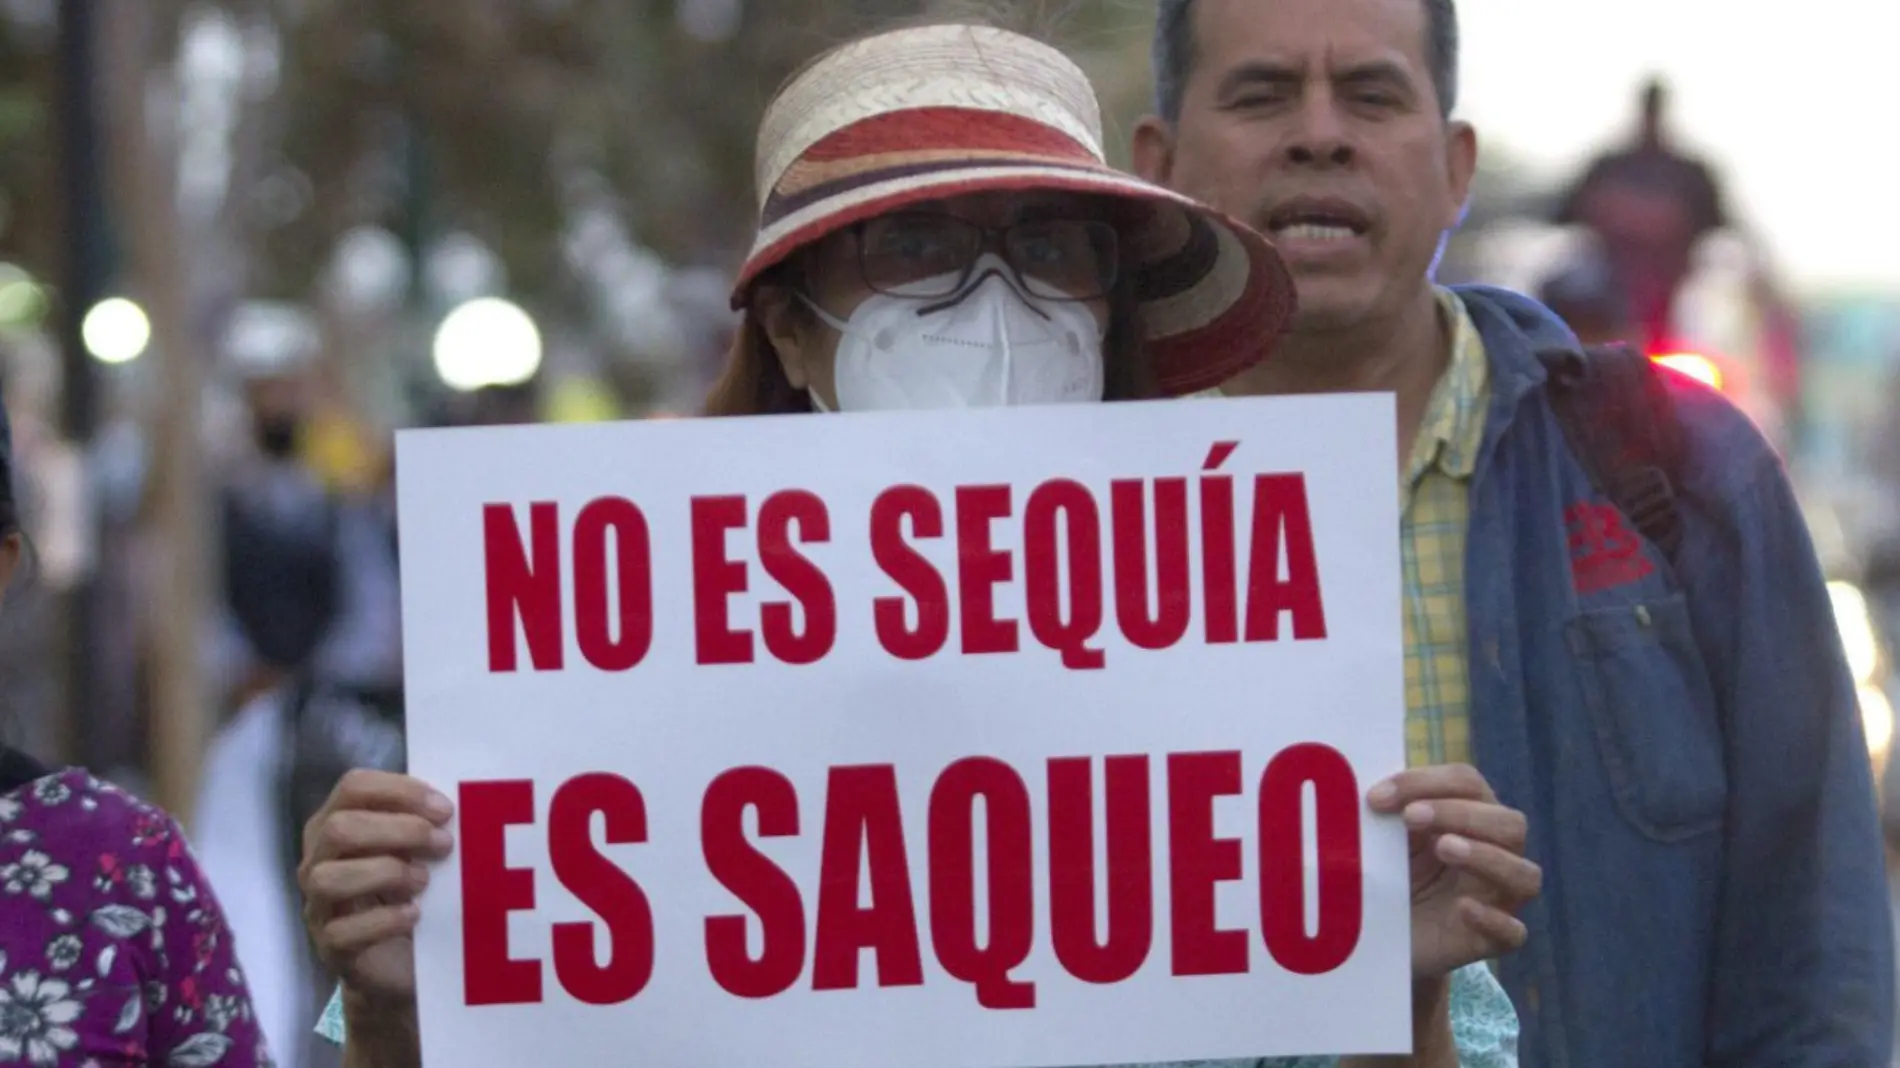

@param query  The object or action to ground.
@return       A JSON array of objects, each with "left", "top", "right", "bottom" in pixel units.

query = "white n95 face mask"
[{"left": 802, "top": 256, "right": 1106, "bottom": 412}]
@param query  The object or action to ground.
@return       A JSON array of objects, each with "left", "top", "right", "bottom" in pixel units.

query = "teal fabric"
[{"left": 316, "top": 960, "right": 1516, "bottom": 1065}]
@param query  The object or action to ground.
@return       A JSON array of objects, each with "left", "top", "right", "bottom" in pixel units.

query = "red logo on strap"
[{"left": 1566, "top": 502, "right": 1654, "bottom": 594}]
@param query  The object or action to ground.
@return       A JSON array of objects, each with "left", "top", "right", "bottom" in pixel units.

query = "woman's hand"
[
  {"left": 299, "top": 771, "right": 455, "bottom": 1011},
  {"left": 1368, "top": 764, "right": 1541, "bottom": 980}
]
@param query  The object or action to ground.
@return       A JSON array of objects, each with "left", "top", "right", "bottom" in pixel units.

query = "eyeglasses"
[{"left": 847, "top": 211, "right": 1121, "bottom": 302}]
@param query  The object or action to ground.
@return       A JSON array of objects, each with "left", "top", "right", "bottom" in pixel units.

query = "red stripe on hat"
[
  {"left": 801, "top": 108, "right": 1099, "bottom": 167},
  {"left": 1148, "top": 233, "right": 1293, "bottom": 393},
  {"left": 732, "top": 171, "right": 1142, "bottom": 305}
]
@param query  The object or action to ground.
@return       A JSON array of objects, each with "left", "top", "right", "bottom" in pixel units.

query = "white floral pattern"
[
  {"left": 44, "top": 934, "right": 81, "bottom": 972},
  {"left": 0, "top": 851, "right": 70, "bottom": 901},
  {"left": 29, "top": 779, "right": 68, "bottom": 807},
  {"left": 0, "top": 970, "right": 83, "bottom": 1065},
  {"left": 1, "top": 769, "right": 271, "bottom": 1066}
]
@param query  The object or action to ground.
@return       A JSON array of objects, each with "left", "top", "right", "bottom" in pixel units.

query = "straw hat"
[{"left": 731, "top": 23, "right": 1295, "bottom": 396}]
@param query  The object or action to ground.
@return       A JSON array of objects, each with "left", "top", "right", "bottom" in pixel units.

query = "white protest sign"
[{"left": 395, "top": 396, "right": 1410, "bottom": 1067}]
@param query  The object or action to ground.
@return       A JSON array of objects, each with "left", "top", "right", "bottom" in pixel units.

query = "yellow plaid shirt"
[{"left": 1402, "top": 290, "right": 1490, "bottom": 768}]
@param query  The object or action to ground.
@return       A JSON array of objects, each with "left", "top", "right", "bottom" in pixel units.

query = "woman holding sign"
[{"left": 300, "top": 18, "right": 1538, "bottom": 1068}]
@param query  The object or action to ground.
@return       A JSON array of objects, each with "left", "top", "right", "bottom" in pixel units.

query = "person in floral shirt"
[
  {"left": 0, "top": 762, "right": 275, "bottom": 1067},
  {"left": 0, "top": 379, "right": 272, "bottom": 1066}
]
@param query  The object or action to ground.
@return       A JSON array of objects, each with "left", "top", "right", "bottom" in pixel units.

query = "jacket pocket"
[{"left": 1566, "top": 593, "right": 1727, "bottom": 841}]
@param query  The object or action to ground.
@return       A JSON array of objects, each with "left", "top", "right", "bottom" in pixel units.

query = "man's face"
[{"left": 1135, "top": 0, "right": 1476, "bottom": 332}]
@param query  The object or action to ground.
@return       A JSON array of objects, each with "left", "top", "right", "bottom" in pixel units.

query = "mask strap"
[
  {"left": 1001, "top": 316, "right": 1016, "bottom": 404},
  {"left": 783, "top": 294, "right": 842, "bottom": 411},
  {"left": 795, "top": 292, "right": 851, "bottom": 333}
]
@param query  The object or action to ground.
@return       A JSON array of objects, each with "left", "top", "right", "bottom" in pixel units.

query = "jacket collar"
[{"left": 1450, "top": 284, "right": 1583, "bottom": 474}]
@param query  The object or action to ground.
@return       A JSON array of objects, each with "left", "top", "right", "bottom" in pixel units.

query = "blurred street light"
[
  {"left": 81, "top": 296, "right": 150, "bottom": 364},
  {"left": 425, "top": 232, "right": 506, "bottom": 307},
  {"left": 433, "top": 297, "right": 541, "bottom": 391},
  {"left": 0, "top": 264, "right": 48, "bottom": 327},
  {"left": 223, "top": 300, "right": 319, "bottom": 378},
  {"left": 1861, "top": 684, "right": 1894, "bottom": 768},
  {"left": 326, "top": 225, "right": 410, "bottom": 315},
  {"left": 1652, "top": 352, "right": 1725, "bottom": 392}
]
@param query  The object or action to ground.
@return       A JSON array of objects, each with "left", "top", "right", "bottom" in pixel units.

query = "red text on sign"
[
  {"left": 455, "top": 746, "right": 1364, "bottom": 1009},
  {"left": 484, "top": 500, "right": 658, "bottom": 674},
  {"left": 460, "top": 774, "right": 656, "bottom": 1007},
  {"left": 866, "top": 449, "right": 1328, "bottom": 670},
  {"left": 481, "top": 443, "right": 1329, "bottom": 676}
]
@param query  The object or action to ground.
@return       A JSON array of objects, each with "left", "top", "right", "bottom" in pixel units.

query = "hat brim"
[{"left": 730, "top": 164, "right": 1294, "bottom": 397}]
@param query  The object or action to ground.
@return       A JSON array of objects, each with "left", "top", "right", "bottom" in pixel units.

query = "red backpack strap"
[{"left": 1538, "top": 343, "right": 1688, "bottom": 567}]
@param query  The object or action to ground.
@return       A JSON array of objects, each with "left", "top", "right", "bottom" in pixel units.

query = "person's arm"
[
  {"left": 315, "top": 984, "right": 422, "bottom": 1068},
  {"left": 340, "top": 989, "right": 421, "bottom": 1068},
  {"left": 1693, "top": 453, "right": 1895, "bottom": 1063},
  {"left": 300, "top": 771, "right": 451, "bottom": 1068}
]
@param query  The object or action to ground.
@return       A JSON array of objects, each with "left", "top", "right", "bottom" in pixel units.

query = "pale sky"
[{"left": 1456, "top": 0, "right": 1900, "bottom": 295}]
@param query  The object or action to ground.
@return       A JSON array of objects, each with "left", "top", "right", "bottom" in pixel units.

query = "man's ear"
[
  {"left": 1444, "top": 120, "right": 1479, "bottom": 228},
  {"left": 753, "top": 286, "right": 813, "bottom": 390},
  {"left": 1131, "top": 116, "right": 1177, "bottom": 186}
]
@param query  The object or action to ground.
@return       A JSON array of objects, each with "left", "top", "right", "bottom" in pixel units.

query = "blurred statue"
[{"left": 1555, "top": 77, "right": 1730, "bottom": 351}]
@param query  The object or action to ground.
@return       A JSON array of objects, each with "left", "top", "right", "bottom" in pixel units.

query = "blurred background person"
[
  {"left": 195, "top": 418, "right": 402, "bottom": 1068},
  {"left": 194, "top": 306, "right": 404, "bottom": 1068},
  {"left": 1554, "top": 77, "right": 1728, "bottom": 352},
  {"left": 208, "top": 304, "right": 343, "bottom": 718}
]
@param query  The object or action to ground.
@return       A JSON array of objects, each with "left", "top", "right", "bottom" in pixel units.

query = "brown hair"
[{"left": 702, "top": 298, "right": 819, "bottom": 417}]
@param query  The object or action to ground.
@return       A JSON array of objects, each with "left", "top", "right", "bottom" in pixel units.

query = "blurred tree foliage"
[
  {"left": 0, "top": 0, "right": 1180, "bottom": 304},
  {"left": 2, "top": 0, "right": 1541, "bottom": 328},
  {"left": 221, "top": 0, "right": 1155, "bottom": 303},
  {"left": 0, "top": 0, "right": 1179, "bottom": 420},
  {"left": 0, "top": 7, "right": 56, "bottom": 274}
]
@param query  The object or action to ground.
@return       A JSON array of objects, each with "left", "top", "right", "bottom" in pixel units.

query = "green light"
[{"left": 0, "top": 264, "right": 46, "bottom": 327}]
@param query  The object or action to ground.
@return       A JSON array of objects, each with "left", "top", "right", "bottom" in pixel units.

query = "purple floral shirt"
[{"left": 0, "top": 770, "right": 272, "bottom": 1067}]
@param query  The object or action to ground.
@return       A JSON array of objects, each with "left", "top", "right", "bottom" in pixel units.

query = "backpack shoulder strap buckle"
[{"left": 1537, "top": 343, "right": 1688, "bottom": 567}]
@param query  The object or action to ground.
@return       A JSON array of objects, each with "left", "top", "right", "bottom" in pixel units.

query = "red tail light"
[{"left": 1651, "top": 352, "right": 1725, "bottom": 392}]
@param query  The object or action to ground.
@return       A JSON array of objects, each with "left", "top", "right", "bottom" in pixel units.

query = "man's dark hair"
[{"left": 1153, "top": 0, "right": 1460, "bottom": 122}]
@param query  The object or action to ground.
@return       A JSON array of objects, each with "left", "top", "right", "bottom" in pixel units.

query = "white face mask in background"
[{"left": 801, "top": 256, "right": 1106, "bottom": 412}]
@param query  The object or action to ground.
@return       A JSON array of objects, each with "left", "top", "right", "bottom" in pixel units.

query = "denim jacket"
[{"left": 1452, "top": 285, "right": 1894, "bottom": 1066}]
